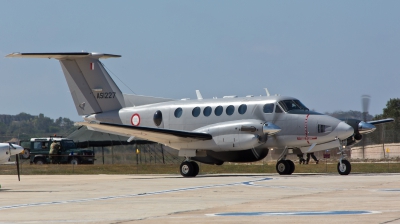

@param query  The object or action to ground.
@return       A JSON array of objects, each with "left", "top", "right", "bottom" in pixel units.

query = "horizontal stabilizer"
[
  {"left": 7, "top": 52, "right": 124, "bottom": 116},
  {"left": 6, "top": 52, "right": 120, "bottom": 59}
]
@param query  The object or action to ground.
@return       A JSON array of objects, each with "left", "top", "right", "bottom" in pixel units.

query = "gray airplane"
[{"left": 6, "top": 52, "right": 393, "bottom": 177}]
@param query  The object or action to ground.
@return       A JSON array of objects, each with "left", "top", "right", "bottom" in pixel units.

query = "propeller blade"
[
  {"left": 361, "top": 95, "right": 371, "bottom": 122},
  {"left": 16, "top": 154, "right": 20, "bottom": 181},
  {"left": 368, "top": 118, "right": 395, "bottom": 125}
]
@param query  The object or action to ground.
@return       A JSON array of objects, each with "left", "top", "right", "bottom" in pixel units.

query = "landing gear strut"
[
  {"left": 276, "top": 147, "right": 295, "bottom": 175},
  {"left": 180, "top": 159, "right": 200, "bottom": 177},
  {"left": 337, "top": 140, "right": 351, "bottom": 175}
]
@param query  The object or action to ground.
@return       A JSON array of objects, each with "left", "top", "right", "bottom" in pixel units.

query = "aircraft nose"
[
  {"left": 336, "top": 121, "right": 354, "bottom": 140},
  {"left": 11, "top": 145, "right": 24, "bottom": 155}
]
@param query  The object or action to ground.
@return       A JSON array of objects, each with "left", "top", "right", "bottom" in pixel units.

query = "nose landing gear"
[{"left": 337, "top": 140, "right": 351, "bottom": 175}]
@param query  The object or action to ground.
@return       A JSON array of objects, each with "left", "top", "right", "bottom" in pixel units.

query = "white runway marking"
[
  {"left": 0, "top": 177, "right": 273, "bottom": 211},
  {"left": 207, "top": 211, "right": 381, "bottom": 216}
]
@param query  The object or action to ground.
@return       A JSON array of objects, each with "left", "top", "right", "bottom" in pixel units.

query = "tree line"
[{"left": 0, "top": 112, "right": 75, "bottom": 141}]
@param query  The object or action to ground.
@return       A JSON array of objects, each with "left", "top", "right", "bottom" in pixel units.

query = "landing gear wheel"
[
  {"left": 276, "top": 160, "right": 290, "bottom": 175},
  {"left": 191, "top": 161, "right": 199, "bottom": 177},
  {"left": 180, "top": 161, "right": 194, "bottom": 177},
  {"left": 337, "top": 160, "right": 351, "bottom": 175},
  {"left": 286, "top": 160, "right": 295, "bottom": 175}
]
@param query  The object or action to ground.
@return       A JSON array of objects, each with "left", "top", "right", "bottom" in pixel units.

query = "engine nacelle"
[
  {"left": 193, "top": 119, "right": 266, "bottom": 151},
  {"left": 345, "top": 133, "right": 363, "bottom": 147}
]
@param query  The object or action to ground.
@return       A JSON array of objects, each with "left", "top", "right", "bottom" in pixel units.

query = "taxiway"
[{"left": 1, "top": 173, "right": 400, "bottom": 223}]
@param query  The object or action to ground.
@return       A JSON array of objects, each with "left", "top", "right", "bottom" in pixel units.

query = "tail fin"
[{"left": 6, "top": 52, "right": 125, "bottom": 115}]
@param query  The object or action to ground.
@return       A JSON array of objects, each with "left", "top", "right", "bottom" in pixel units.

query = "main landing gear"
[
  {"left": 276, "top": 159, "right": 295, "bottom": 175},
  {"left": 275, "top": 147, "right": 295, "bottom": 175},
  {"left": 337, "top": 140, "right": 351, "bottom": 175},
  {"left": 180, "top": 159, "right": 200, "bottom": 177}
]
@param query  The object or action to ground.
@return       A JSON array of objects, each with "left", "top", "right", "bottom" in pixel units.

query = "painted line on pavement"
[
  {"left": 0, "top": 177, "right": 273, "bottom": 211},
  {"left": 207, "top": 210, "right": 381, "bottom": 216}
]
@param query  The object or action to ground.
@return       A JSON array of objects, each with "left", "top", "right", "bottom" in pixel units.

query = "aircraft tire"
[
  {"left": 286, "top": 160, "right": 295, "bottom": 174},
  {"left": 180, "top": 161, "right": 194, "bottom": 177},
  {"left": 191, "top": 161, "right": 199, "bottom": 177},
  {"left": 276, "top": 160, "right": 290, "bottom": 175},
  {"left": 337, "top": 160, "right": 351, "bottom": 175}
]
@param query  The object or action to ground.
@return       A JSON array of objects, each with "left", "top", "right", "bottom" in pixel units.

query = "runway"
[{"left": 1, "top": 173, "right": 400, "bottom": 223}]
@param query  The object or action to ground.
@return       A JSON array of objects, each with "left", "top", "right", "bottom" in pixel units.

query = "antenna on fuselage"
[
  {"left": 196, "top": 90, "right": 203, "bottom": 100},
  {"left": 264, "top": 88, "right": 271, "bottom": 96}
]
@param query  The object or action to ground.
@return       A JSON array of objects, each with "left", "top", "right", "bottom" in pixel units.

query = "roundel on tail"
[{"left": 131, "top": 113, "right": 141, "bottom": 126}]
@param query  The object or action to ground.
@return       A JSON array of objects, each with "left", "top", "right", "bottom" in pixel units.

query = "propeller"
[
  {"left": 343, "top": 95, "right": 394, "bottom": 147},
  {"left": 362, "top": 95, "right": 371, "bottom": 122},
  {"left": 361, "top": 95, "right": 370, "bottom": 158}
]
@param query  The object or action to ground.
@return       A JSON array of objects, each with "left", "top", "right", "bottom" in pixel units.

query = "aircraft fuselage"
[{"left": 85, "top": 95, "right": 353, "bottom": 154}]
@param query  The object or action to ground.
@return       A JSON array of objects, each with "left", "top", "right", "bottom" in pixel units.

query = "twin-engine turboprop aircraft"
[{"left": 6, "top": 52, "right": 393, "bottom": 177}]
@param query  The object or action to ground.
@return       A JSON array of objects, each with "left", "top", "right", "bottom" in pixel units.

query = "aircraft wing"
[
  {"left": 76, "top": 122, "right": 212, "bottom": 144},
  {"left": 368, "top": 118, "right": 394, "bottom": 125}
]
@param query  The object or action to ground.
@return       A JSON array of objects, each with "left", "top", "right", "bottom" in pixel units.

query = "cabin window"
[
  {"left": 174, "top": 108, "right": 183, "bottom": 118},
  {"left": 263, "top": 103, "right": 274, "bottom": 113},
  {"left": 153, "top": 110, "right": 162, "bottom": 126},
  {"left": 238, "top": 104, "right": 247, "bottom": 115},
  {"left": 215, "top": 106, "right": 223, "bottom": 116},
  {"left": 192, "top": 107, "right": 201, "bottom": 117},
  {"left": 226, "top": 105, "right": 235, "bottom": 116},
  {"left": 203, "top": 106, "right": 212, "bottom": 117}
]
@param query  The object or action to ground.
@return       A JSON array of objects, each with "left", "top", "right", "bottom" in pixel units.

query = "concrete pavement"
[{"left": 1, "top": 173, "right": 400, "bottom": 223}]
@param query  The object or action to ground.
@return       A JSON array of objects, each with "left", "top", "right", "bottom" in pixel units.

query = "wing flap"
[{"left": 76, "top": 122, "right": 212, "bottom": 144}]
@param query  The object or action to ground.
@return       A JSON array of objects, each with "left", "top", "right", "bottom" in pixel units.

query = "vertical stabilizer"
[{"left": 6, "top": 52, "right": 125, "bottom": 115}]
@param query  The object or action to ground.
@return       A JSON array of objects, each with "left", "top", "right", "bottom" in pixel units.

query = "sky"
[{"left": 1, "top": 1, "right": 399, "bottom": 121}]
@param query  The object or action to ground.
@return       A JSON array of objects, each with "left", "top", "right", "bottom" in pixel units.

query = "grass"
[{"left": 1, "top": 161, "right": 400, "bottom": 175}]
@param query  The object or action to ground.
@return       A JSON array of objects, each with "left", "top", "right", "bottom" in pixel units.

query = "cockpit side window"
[{"left": 263, "top": 103, "right": 274, "bottom": 113}]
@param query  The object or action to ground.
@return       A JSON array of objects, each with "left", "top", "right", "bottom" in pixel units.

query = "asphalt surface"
[{"left": 1, "top": 173, "right": 400, "bottom": 223}]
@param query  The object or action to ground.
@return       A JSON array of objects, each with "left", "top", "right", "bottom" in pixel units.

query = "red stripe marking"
[{"left": 305, "top": 114, "right": 310, "bottom": 144}]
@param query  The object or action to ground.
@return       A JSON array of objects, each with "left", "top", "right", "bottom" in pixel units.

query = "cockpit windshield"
[{"left": 278, "top": 100, "right": 309, "bottom": 112}]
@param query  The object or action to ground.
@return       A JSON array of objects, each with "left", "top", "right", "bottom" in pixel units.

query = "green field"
[{"left": 1, "top": 162, "right": 400, "bottom": 175}]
